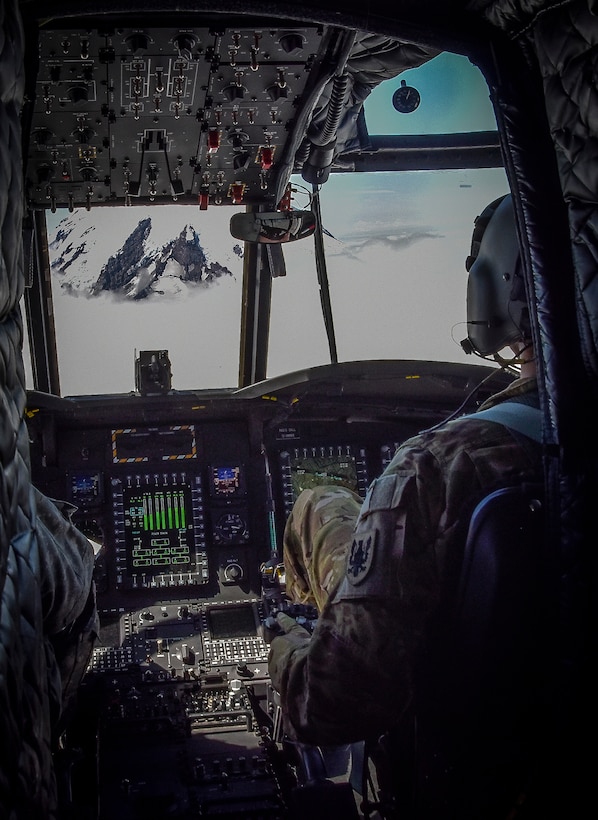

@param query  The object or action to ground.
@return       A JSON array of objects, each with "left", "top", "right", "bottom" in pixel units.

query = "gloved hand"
[
  {"left": 267, "top": 611, "right": 312, "bottom": 693},
  {"left": 275, "top": 611, "right": 312, "bottom": 640}
]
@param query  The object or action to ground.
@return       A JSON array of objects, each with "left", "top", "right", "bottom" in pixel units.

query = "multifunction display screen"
[
  {"left": 280, "top": 445, "right": 369, "bottom": 517},
  {"left": 290, "top": 453, "right": 358, "bottom": 497},
  {"left": 210, "top": 465, "right": 244, "bottom": 497},
  {"left": 207, "top": 605, "right": 257, "bottom": 640},
  {"left": 112, "top": 473, "right": 208, "bottom": 589},
  {"left": 68, "top": 470, "right": 103, "bottom": 506},
  {"left": 123, "top": 484, "right": 194, "bottom": 575}
]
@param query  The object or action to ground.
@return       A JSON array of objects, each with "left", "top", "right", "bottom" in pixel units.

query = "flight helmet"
[{"left": 461, "top": 194, "right": 531, "bottom": 357}]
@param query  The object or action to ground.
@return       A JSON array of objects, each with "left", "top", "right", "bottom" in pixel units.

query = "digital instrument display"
[
  {"left": 123, "top": 484, "right": 194, "bottom": 575},
  {"left": 290, "top": 453, "right": 358, "bottom": 497},
  {"left": 207, "top": 605, "right": 257, "bottom": 640},
  {"left": 112, "top": 474, "right": 209, "bottom": 588},
  {"left": 68, "top": 470, "right": 103, "bottom": 506},
  {"left": 210, "top": 465, "right": 244, "bottom": 497},
  {"left": 280, "top": 445, "right": 369, "bottom": 516}
]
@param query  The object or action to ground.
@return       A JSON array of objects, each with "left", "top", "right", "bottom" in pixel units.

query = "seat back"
[
  {"left": 452, "top": 484, "right": 546, "bottom": 705},
  {"left": 374, "top": 484, "right": 550, "bottom": 820},
  {"left": 1, "top": 3, "right": 58, "bottom": 816},
  {"left": 424, "top": 483, "right": 549, "bottom": 818}
]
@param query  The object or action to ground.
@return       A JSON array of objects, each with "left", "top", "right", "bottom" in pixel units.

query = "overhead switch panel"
[{"left": 26, "top": 25, "right": 324, "bottom": 210}]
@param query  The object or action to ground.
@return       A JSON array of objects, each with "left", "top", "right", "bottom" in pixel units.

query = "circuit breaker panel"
[{"left": 25, "top": 23, "right": 325, "bottom": 211}]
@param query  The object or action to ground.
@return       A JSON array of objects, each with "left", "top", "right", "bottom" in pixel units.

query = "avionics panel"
[
  {"left": 68, "top": 469, "right": 104, "bottom": 507},
  {"left": 279, "top": 444, "right": 369, "bottom": 517},
  {"left": 201, "top": 601, "right": 268, "bottom": 667},
  {"left": 112, "top": 472, "right": 208, "bottom": 589},
  {"left": 209, "top": 464, "right": 246, "bottom": 499},
  {"left": 111, "top": 425, "right": 198, "bottom": 463},
  {"left": 88, "top": 599, "right": 269, "bottom": 675},
  {"left": 208, "top": 463, "right": 250, "bottom": 547}
]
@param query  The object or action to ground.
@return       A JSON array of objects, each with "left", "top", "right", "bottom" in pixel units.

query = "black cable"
[{"left": 424, "top": 365, "right": 511, "bottom": 433}]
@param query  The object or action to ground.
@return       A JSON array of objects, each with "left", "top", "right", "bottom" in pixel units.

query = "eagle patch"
[{"left": 346, "top": 529, "right": 377, "bottom": 585}]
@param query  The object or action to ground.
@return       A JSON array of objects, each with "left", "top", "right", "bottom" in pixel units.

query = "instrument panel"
[
  {"left": 27, "top": 361, "right": 511, "bottom": 614},
  {"left": 33, "top": 413, "right": 267, "bottom": 607},
  {"left": 25, "top": 361, "right": 511, "bottom": 817},
  {"left": 29, "top": 407, "right": 414, "bottom": 612}
]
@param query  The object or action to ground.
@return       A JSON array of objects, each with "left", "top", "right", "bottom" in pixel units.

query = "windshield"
[
  {"left": 268, "top": 167, "right": 508, "bottom": 376},
  {"left": 45, "top": 204, "right": 245, "bottom": 395},
  {"left": 24, "top": 50, "right": 505, "bottom": 396},
  {"left": 364, "top": 51, "right": 497, "bottom": 135}
]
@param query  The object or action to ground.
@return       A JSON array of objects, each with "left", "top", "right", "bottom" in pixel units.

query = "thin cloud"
[{"left": 331, "top": 227, "right": 443, "bottom": 259}]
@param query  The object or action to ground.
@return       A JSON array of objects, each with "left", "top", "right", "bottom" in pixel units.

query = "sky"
[
  {"left": 268, "top": 166, "right": 507, "bottom": 376},
  {"left": 364, "top": 51, "right": 496, "bottom": 136},
  {"left": 35, "top": 51, "right": 507, "bottom": 396}
]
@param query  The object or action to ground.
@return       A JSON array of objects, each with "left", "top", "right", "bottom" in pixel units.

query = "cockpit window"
[
  {"left": 268, "top": 166, "right": 508, "bottom": 376},
  {"left": 46, "top": 204, "right": 244, "bottom": 395},
  {"left": 267, "top": 53, "right": 505, "bottom": 376},
  {"left": 24, "top": 48, "right": 505, "bottom": 396},
  {"left": 363, "top": 52, "right": 496, "bottom": 135}
]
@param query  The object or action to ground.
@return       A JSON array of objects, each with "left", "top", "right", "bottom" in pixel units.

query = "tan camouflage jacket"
[{"left": 268, "top": 377, "right": 543, "bottom": 745}]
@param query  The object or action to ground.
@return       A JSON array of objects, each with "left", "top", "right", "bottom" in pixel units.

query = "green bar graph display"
[{"left": 123, "top": 482, "right": 194, "bottom": 577}]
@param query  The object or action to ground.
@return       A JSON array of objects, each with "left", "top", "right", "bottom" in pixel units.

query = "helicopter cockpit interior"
[{"left": 1, "top": 1, "right": 595, "bottom": 818}]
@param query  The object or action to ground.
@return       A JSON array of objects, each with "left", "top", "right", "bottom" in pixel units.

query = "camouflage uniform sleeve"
[
  {"left": 274, "top": 439, "right": 448, "bottom": 746},
  {"left": 282, "top": 486, "right": 364, "bottom": 610}
]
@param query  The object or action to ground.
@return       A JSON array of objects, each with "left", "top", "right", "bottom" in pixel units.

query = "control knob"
[
  {"left": 223, "top": 562, "right": 243, "bottom": 583},
  {"left": 126, "top": 33, "right": 150, "bottom": 53}
]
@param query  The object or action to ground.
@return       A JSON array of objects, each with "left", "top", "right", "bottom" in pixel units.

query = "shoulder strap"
[{"left": 465, "top": 401, "right": 542, "bottom": 443}]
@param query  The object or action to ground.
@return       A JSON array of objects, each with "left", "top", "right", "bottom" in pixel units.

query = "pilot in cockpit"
[{"left": 267, "top": 194, "right": 542, "bottom": 811}]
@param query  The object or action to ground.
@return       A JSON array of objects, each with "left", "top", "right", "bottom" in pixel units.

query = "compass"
[{"left": 392, "top": 79, "right": 421, "bottom": 113}]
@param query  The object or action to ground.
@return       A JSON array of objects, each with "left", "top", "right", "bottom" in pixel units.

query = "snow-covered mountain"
[{"left": 48, "top": 208, "right": 244, "bottom": 299}]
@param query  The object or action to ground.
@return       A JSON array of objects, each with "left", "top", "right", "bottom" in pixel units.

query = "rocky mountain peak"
[{"left": 51, "top": 215, "right": 236, "bottom": 299}]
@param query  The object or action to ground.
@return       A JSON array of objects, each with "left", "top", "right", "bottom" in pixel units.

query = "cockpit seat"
[
  {"left": 372, "top": 483, "right": 549, "bottom": 820},
  {"left": 1, "top": 3, "right": 59, "bottom": 816}
]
